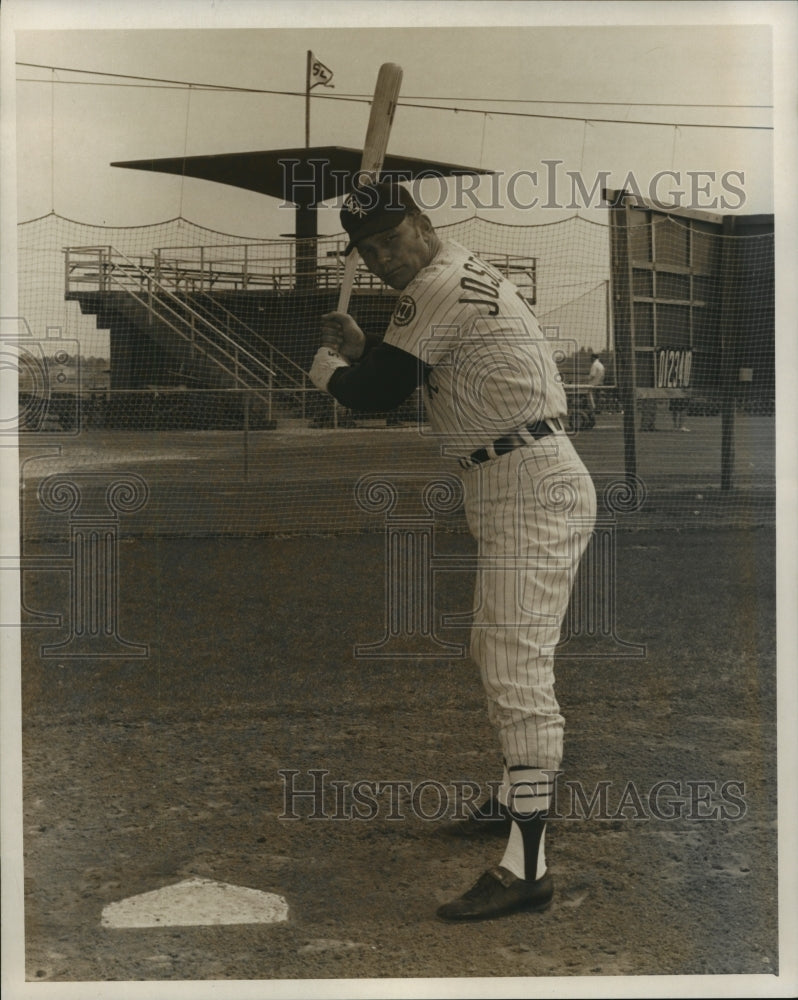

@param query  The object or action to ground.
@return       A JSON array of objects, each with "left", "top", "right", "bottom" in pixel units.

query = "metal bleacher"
[{"left": 64, "top": 242, "right": 537, "bottom": 299}]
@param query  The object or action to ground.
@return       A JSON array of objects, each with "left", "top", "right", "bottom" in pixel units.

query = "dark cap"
[{"left": 340, "top": 181, "right": 418, "bottom": 255}]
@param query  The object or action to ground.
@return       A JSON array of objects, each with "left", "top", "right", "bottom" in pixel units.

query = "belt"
[{"left": 459, "top": 418, "right": 563, "bottom": 470}]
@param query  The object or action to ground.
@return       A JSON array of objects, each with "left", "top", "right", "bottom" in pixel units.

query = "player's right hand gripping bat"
[{"left": 336, "top": 62, "right": 403, "bottom": 314}]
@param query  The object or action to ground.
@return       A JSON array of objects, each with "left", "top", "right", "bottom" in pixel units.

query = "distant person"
[
  {"left": 586, "top": 352, "right": 605, "bottom": 416},
  {"left": 669, "top": 396, "right": 690, "bottom": 432},
  {"left": 640, "top": 398, "right": 657, "bottom": 431}
]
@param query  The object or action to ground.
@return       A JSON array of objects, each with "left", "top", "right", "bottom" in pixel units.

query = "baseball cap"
[{"left": 340, "top": 180, "right": 417, "bottom": 255}]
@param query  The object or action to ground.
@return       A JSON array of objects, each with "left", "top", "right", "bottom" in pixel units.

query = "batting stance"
[{"left": 310, "top": 181, "right": 597, "bottom": 922}]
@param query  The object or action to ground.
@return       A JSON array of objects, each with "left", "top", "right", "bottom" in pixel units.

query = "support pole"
[
  {"left": 605, "top": 189, "right": 638, "bottom": 486},
  {"left": 243, "top": 390, "right": 250, "bottom": 481},
  {"left": 719, "top": 216, "right": 737, "bottom": 491},
  {"left": 305, "top": 51, "right": 311, "bottom": 148}
]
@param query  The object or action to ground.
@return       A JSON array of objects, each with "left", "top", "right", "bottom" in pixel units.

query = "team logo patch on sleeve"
[{"left": 392, "top": 295, "right": 417, "bottom": 326}]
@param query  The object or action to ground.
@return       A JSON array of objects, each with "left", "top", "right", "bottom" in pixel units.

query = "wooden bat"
[{"left": 337, "top": 62, "right": 403, "bottom": 313}]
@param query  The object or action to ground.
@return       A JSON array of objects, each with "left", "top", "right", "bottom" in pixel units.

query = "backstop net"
[{"left": 15, "top": 208, "right": 775, "bottom": 537}]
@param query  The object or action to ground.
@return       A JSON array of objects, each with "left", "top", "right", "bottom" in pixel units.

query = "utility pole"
[{"left": 304, "top": 51, "right": 311, "bottom": 148}]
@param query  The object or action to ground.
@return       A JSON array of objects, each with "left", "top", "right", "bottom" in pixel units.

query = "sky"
[
  {"left": 3, "top": 1, "right": 791, "bottom": 360},
  {"left": 6, "top": 11, "right": 781, "bottom": 239}
]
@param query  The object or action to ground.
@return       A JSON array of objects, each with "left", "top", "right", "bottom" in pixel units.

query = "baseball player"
[{"left": 310, "top": 181, "right": 597, "bottom": 922}]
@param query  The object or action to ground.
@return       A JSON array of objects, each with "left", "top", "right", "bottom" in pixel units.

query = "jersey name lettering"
[{"left": 459, "top": 255, "right": 504, "bottom": 315}]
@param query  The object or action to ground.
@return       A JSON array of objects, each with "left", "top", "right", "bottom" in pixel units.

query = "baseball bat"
[{"left": 336, "top": 62, "right": 403, "bottom": 313}]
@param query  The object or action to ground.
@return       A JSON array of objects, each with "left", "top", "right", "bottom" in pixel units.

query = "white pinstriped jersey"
[{"left": 383, "top": 240, "right": 568, "bottom": 453}]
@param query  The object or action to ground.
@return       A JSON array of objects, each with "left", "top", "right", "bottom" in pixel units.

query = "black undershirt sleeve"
[
  {"left": 361, "top": 333, "right": 383, "bottom": 357},
  {"left": 327, "top": 341, "right": 429, "bottom": 413}
]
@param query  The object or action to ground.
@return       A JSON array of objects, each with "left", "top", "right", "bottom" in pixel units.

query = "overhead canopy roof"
[{"left": 111, "top": 146, "right": 494, "bottom": 205}]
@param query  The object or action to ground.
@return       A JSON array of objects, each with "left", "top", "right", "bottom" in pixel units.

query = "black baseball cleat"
[
  {"left": 436, "top": 796, "right": 512, "bottom": 838},
  {"left": 436, "top": 866, "right": 554, "bottom": 922}
]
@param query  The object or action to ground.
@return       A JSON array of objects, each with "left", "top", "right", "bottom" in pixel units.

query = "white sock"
[
  {"left": 499, "top": 766, "right": 554, "bottom": 881},
  {"left": 500, "top": 820, "right": 525, "bottom": 879},
  {"left": 500, "top": 820, "right": 547, "bottom": 880}
]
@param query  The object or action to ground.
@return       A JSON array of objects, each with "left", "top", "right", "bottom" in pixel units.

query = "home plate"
[{"left": 101, "top": 878, "right": 289, "bottom": 928}]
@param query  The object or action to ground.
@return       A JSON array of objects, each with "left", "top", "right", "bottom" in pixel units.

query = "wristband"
[{"left": 309, "top": 346, "right": 350, "bottom": 392}]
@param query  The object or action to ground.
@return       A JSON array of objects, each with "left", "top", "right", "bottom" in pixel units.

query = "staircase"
[{"left": 65, "top": 245, "right": 310, "bottom": 417}]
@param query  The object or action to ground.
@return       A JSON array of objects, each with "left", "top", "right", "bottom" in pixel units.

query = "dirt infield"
[{"left": 19, "top": 525, "right": 777, "bottom": 985}]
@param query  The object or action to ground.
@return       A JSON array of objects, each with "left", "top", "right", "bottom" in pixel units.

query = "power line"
[
  {"left": 18, "top": 78, "right": 191, "bottom": 90},
  {"left": 367, "top": 97, "right": 772, "bottom": 131},
  {"left": 17, "top": 62, "right": 305, "bottom": 94},
  {"left": 16, "top": 74, "right": 772, "bottom": 109},
  {"left": 339, "top": 93, "right": 772, "bottom": 110},
  {"left": 16, "top": 62, "right": 773, "bottom": 131}
]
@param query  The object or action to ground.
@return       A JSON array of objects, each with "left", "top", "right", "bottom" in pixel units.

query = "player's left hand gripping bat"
[{"left": 336, "top": 62, "right": 403, "bottom": 314}]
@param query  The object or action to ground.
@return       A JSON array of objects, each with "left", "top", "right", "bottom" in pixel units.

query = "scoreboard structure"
[{"left": 605, "top": 188, "right": 774, "bottom": 488}]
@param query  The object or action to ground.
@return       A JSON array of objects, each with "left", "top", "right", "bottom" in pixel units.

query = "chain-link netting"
[{"left": 16, "top": 210, "right": 774, "bottom": 537}]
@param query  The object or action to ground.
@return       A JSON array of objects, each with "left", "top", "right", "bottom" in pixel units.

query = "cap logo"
[{"left": 343, "top": 193, "right": 368, "bottom": 217}]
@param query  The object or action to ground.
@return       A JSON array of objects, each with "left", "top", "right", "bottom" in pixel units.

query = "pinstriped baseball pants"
[{"left": 462, "top": 434, "right": 597, "bottom": 771}]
